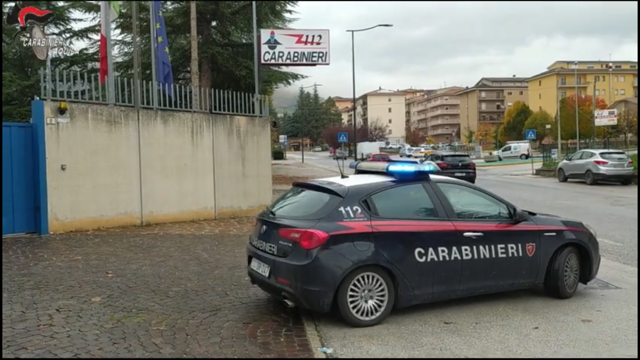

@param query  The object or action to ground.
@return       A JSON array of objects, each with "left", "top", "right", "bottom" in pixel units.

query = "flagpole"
[
  {"left": 105, "top": 1, "right": 115, "bottom": 104},
  {"left": 252, "top": 1, "right": 260, "bottom": 115},
  {"left": 149, "top": 1, "right": 158, "bottom": 108}
]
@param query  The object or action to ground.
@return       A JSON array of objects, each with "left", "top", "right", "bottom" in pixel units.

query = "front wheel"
[
  {"left": 620, "top": 179, "right": 632, "bottom": 186},
  {"left": 557, "top": 168, "right": 568, "bottom": 182},
  {"left": 336, "top": 266, "right": 395, "bottom": 327},
  {"left": 520, "top": 154, "right": 528, "bottom": 160},
  {"left": 585, "top": 171, "right": 596, "bottom": 185},
  {"left": 544, "top": 246, "right": 581, "bottom": 299},
  {"left": 498, "top": 156, "right": 503, "bottom": 161}
]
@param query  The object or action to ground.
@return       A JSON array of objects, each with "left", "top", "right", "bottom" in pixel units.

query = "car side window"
[
  {"left": 437, "top": 183, "right": 511, "bottom": 220},
  {"left": 502, "top": 146, "right": 511, "bottom": 152},
  {"left": 580, "top": 152, "right": 595, "bottom": 159},
  {"left": 431, "top": 154, "right": 440, "bottom": 161},
  {"left": 369, "top": 184, "right": 439, "bottom": 220},
  {"left": 568, "top": 151, "right": 583, "bottom": 161}
]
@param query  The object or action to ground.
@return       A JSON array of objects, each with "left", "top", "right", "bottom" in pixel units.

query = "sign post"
[
  {"left": 279, "top": 135, "right": 288, "bottom": 159},
  {"left": 525, "top": 129, "right": 537, "bottom": 175},
  {"left": 594, "top": 109, "right": 618, "bottom": 149}
]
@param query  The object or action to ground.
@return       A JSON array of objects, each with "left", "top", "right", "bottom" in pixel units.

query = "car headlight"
[{"left": 584, "top": 223, "right": 597, "bottom": 237}]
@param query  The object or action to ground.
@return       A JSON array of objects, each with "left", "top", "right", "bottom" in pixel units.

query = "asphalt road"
[{"left": 285, "top": 152, "right": 638, "bottom": 358}]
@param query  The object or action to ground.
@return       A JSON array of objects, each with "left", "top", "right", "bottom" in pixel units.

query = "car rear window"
[
  {"left": 599, "top": 152, "right": 629, "bottom": 161},
  {"left": 442, "top": 154, "right": 471, "bottom": 161},
  {"left": 269, "top": 186, "right": 341, "bottom": 220}
]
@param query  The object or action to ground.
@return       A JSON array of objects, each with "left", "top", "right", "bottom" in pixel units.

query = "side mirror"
[{"left": 513, "top": 209, "right": 528, "bottom": 223}]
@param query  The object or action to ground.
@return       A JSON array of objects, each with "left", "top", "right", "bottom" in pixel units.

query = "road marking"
[{"left": 599, "top": 238, "right": 623, "bottom": 246}]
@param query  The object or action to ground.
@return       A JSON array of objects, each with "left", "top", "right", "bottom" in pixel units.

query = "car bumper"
[
  {"left": 246, "top": 245, "right": 334, "bottom": 313},
  {"left": 441, "top": 171, "right": 477, "bottom": 182},
  {"left": 593, "top": 170, "right": 634, "bottom": 181}
]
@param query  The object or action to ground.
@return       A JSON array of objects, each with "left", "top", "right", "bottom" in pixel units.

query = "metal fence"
[{"left": 39, "top": 69, "right": 269, "bottom": 117}]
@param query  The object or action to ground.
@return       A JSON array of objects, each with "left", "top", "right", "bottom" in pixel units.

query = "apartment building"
[
  {"left": 527, "top": 60, "right": 638, "bottom": 117},
  {"left": 355, "top": 88, "right": 407, "bottom": 144},
  {"left": 411, "top": 87, "right": 464, "bottom": 143},
  {"left": 329, "top": 96, "right": 354, "bottom": 126},
  {"left": 457, "top": 77, "right": 529, "bottom": 135}
]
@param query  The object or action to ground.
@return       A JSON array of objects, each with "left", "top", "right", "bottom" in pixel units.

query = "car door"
[
  {"left": 367, "top": 183, "right": 463, "bottom": 300},
  {"left": 500, "top": 145, "right": 512, "bottom": 158},
  {"left": 563, "top": 151, "right": 584, "bottom": 176},
  {"left": 574, "top": 151, "right": 595, "bottom": 175},
  {"left": 430, "top": 182, "right": 540, "bottom": 295}
]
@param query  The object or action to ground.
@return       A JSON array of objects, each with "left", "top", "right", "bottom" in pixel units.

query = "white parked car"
[{"left": 497, "top": 141, "right": 531, "bottom": 160}]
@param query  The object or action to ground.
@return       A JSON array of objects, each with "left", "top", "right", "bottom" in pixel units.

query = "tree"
[
  {"left": 617, "top": 109, "right": 638, "bottom": 148},
  {"left": 498, "top": 101, "right": 533, "bottom": 143},
  {"left": 405, "top": 123, "right": 423, "bottom": 146},
  {"left": 523, "top": 110, "right": 555, "bottom": 145},
  {"left": 321, "top": 97, "right": 345, "bottom": 127},
  {"left": 476, "top": 123, "right": 496, "bottom": 145},
  {"left": 367, "top": 118, "right": 390, "bottom": 141},
  {"left": 559, "top": 94, "right": 608, "bottom": 140},
  {"left": 463, "top": 127, "right": 475, "bottom": 144}
]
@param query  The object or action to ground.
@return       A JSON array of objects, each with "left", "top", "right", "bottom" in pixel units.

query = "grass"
[{"left": 631, "top": 154, "right": 638, "bottom": 171}]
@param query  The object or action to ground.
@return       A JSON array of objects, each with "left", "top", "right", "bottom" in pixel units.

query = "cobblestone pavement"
[{"left": 2, "top": 218, "right": 315, "bottom": 358}]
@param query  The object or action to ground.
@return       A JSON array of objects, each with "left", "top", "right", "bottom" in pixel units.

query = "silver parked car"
[
  {"left": 399, "top": 147, "right": 413, "bottom": 157},
  {"left": 333, "top": 149, "right": 348, "bottom": 160},
  {"left": 556, "top": 149, "right": 634, "bottom": 185}
]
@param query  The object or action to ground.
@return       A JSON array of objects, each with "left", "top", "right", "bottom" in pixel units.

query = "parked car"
[
  {"left": 423, "top": 151, "right": 477, "bottom": 184},
  {"left": 399, "top": 147, "right": 413, "bottom": 157},
  {"left": 312, "top": 146, "right": 323, "bottom": 152},
  {"left": 366, "top": 153, "right": 391, "bottom": 162},
  {"left": 556, "top": 149, "right": 634, "bottom": 185},
  {"left": 333, "top": 149, "right": 348, "bottom": 160}
]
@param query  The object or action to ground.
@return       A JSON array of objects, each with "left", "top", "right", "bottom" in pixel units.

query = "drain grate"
[{"left": 582, "top": 278, "right": 621, "bottom": 290}]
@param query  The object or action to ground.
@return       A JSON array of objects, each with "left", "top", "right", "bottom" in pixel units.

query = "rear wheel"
[
  {"left": 544, "top": 246, "right": 581, "bottom": 299},
  {"left": 519, "top": 154, "right": 528, "bottom": 160},
  {"left": 557, "top": 168, "right": 568, "bottom": 182},
  {"left": 584, "top": 171, "right": 597, "bottom": 185},
  {"left": 336, "top": 266, "right": 395, "bottom": 327}
]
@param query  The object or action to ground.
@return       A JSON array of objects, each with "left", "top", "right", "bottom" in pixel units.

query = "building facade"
[
  {"left": 412, "top": 87, "right": 463, "bottom": 143},
  {"left": 355, "top": 89, "right": 407, "bottom": 144},
  {"left": 527, "top": 61, "right": 638, "bottom": 118},
  {"left": 458, "top": 77, "right": 529, "bottom": 137}
]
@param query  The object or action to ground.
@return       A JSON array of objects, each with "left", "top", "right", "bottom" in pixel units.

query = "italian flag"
[{"left": 99, "top": 1, "right": 120, "bottom": 84}]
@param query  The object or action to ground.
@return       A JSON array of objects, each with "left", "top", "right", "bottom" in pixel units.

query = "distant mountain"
[{"left": 272, "top": 86, "right": 299, "bottom": 112}]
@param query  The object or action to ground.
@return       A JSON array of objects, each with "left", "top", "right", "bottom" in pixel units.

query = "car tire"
[
  {"left": 498, "top": 156, "right": 502, "bottom": 161},
  {"left": 557, "top": 168, "right": 568, "bottom": 183},
  {"left": 584, "top": 171, "right": 596, "bottom": 185},
  {"left": 520, "top": 154, "right": 528, "bottom": 160},
  {"left": 620, "top": 179, "right": 632, "bottom": 186},
  {"left": 336, "top": 266, "right": 395, "bottom": 328},
  {"left": 544, "top": 246, "right": 581, "bottom": 299},
  {"left": 469, "top": 179, "right": 476, "bottom": 184}
]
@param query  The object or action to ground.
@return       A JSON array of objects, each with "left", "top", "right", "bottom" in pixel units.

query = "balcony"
[
  {"left": 479, "top": 115, "right": 503, "bottom": 123},
  {"left": 479, "top": 93, "right": 504, "bottom": 100},
  {"left": 426, "top": 99, "right": 460, "bottom": 108},
  {"left": 428, "top": 118, "right": 460, "bottom": 126},
  {"left": 634, "top": 78, "right": 638, "bottom": 87},
  {"left": 429, "top": 128, "right": 455, "bottom": 135},
  {"left": 428, "top": 109, "right": 460, "bottom": 116},
  {"left": 479, "top": 107, "right": 505, "bottom": 112},
  {"left": 557, "top": 79, "right": 589, "bottom": 87}
]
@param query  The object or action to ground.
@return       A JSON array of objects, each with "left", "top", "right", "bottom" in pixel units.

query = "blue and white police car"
[{"left": 247, "top": 161, "right": 601, "bottom": 327}]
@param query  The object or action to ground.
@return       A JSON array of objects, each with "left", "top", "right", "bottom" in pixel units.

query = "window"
[
  {"left": 388, "top": 129, "right": 392, "bottom": 135},
  {"left": 600, "top": 152, "right": 629, "bottom": 161},
  {"left": 388, "top": 107, "right": 392, "bottom": 113},
  {"left": 538, "top": 80, "right": 542, "bottom": 86},
  {"left": 614, "top": 65, "right": 622, "bottom": 69},
  {"left": 538, "top": 93, "right": 542, "bottom": 99},
  {"left": 559, "top": 77, "right": 567, "bottom": 85},
  {"left": 502, "top": 145, "right": 512, "bottom": 152},
  {"left": 620, "top": 76, "right": 625, "bottom": 82},
  {"left": 579, "top": 152, "right": 595, "bottom": 160},
  {"left": 480, "top": 91, "right": 486, "bottom": 98},
  {"left": 388, "top": 98, "right": 392, "bottom": 102},
  {"left": 620, "top": 89, "right": 626, "bottom": 95},
  {"left": 507, "top": 91, "right": 513, "bottom": 95},
  {"left": 388, "top": 119, "right": 392, "bottom": 124},
  {"left": 595, "top": 76, "right": 599, "bottom": 82},
  {"left": 614, "top": 76, "right": 618, "bottom": 82},
  {"left": 270, "top": 186, "right": 342, "bottom": 220},
  {"left": 481, "top": 103, "right": 487, "bottom": 110},
  {"left": 587, "top": 64, "right": 595, "bottom": 69},
  {"left": 602, "top": 76, "right": 606, "bottom": 82},
  {"left": 568, "top": 151, "right": 583, "bottom": 161},
  {"left": 601, "top": 89, "right": 605, "bottom": 96},
  {"left": 595, "top": 89, "right": 600, "bottom": 96},
  {"left": 437, "top": 183, "right": 511, "bottom": 220},
  {"left": 519, "top": 91, "right": 524, "bottom": 95},
  {"left": 369, "top": 184, "right": 438, "bottom": 219},
  {"left": 614, "top": 89, "right": 619, "bottom": 95},
  {"left": 560, "top": 91, "right": 566, "bottom": 98},
  {"left": 631, "top": 65, "right": 637, "bottom": 69}
]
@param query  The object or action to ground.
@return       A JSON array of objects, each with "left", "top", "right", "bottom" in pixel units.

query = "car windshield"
[
  {"left": 599, "top": 152, "right": 628, "bottom": 161},
  {"left": 443, "top": 154, "right": 471, "bottom": 161},
  {"left": 269, "top": 186, "right": 341, "bottom": 220}
]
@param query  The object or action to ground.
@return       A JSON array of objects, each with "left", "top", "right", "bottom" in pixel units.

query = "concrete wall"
[{"left": 43, "top": 102, "right": 272, "bottom": 233}]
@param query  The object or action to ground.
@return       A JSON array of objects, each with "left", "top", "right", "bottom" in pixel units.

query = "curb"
[
  {"left": 476, "top": 161, "right": 542, "bottom": 168},
  {"left": 301, "top": 311, "right": 327, "bottom": 358}
]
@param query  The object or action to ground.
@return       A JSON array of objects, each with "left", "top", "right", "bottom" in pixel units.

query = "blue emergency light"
[{"left": 351, "top": 161, "right": 439, "bottom": 179}]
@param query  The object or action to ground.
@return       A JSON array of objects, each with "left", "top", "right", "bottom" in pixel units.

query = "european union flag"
[{"left": 153, "top": 0, "right": 173, "bottom": 97}]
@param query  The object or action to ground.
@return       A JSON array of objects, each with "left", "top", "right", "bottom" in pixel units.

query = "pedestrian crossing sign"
[{"left": 338, "top": 132, "right": 348, "bottom": 143}]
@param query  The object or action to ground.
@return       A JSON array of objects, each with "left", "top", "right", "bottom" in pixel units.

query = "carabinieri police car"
[{"left": 247, "top": 161, "right": 601, "bottom": 327}]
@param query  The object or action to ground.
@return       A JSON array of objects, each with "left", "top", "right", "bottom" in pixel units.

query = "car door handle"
[{"left": 463, "top": 232, "right": 484, "bottom": 238}]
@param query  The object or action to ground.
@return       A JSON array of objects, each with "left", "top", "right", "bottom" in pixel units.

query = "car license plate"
[
  {"left": 250, "top": 258, "right": 270, "bottom": 278},
  {"left": 455, "top": 173, "right": 466, "bottom": 176},
  {"left": 612, "top": 163, "right": 625, "bottom": 168}
]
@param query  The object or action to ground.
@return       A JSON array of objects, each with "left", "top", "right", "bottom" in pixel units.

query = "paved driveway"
[{"left": 2, "top": 219, "right": 314, "bottom": 358}]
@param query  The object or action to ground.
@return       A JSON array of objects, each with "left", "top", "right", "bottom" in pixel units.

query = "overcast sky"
[{"left": 272, "top": 1, "right": 638, "bottom": 108}]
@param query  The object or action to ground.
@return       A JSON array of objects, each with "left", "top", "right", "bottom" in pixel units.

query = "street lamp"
[
  {"left": 299, "top": 83, "right": 323, "bottom": 163},
  {"left": 347, "top": 24, "right": 393, "bottom": 159},
  {"left": 574, "top": 61, "right": 579, "bottom": 151}
]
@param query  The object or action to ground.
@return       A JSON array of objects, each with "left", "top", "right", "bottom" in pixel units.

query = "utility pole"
[
  {"left": 591, "top": 78, "right": 597, "bottom": 147},
  {"left": 190, "top": 1, "right": 200, "bottom": 110},
  {"left": 574, "top": 61, "right": 579, "bottom": 151},
  {"left": 556, "top": 84, "right": 562, "bottom": 157}
]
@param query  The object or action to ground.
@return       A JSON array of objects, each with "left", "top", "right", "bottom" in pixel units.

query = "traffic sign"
[
  {"left": 283, "top": 140, "right": 288, "bottom": 146},
  {"left": 525, "top": 129, "right": 537, "bottom": 141},
  {"left": 279, "top": 135, "right": 287, "bottom": 143},
  {"left": 338, "top": 132, "right": 348, "bottom": 143}
]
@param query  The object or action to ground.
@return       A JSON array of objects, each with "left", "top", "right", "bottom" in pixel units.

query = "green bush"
[
  {"left": 631, "top": 154, "right": 637, "bottom": 171},
  {"left": 272, "top": 148, "right": 284, "bottom": 160}
]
